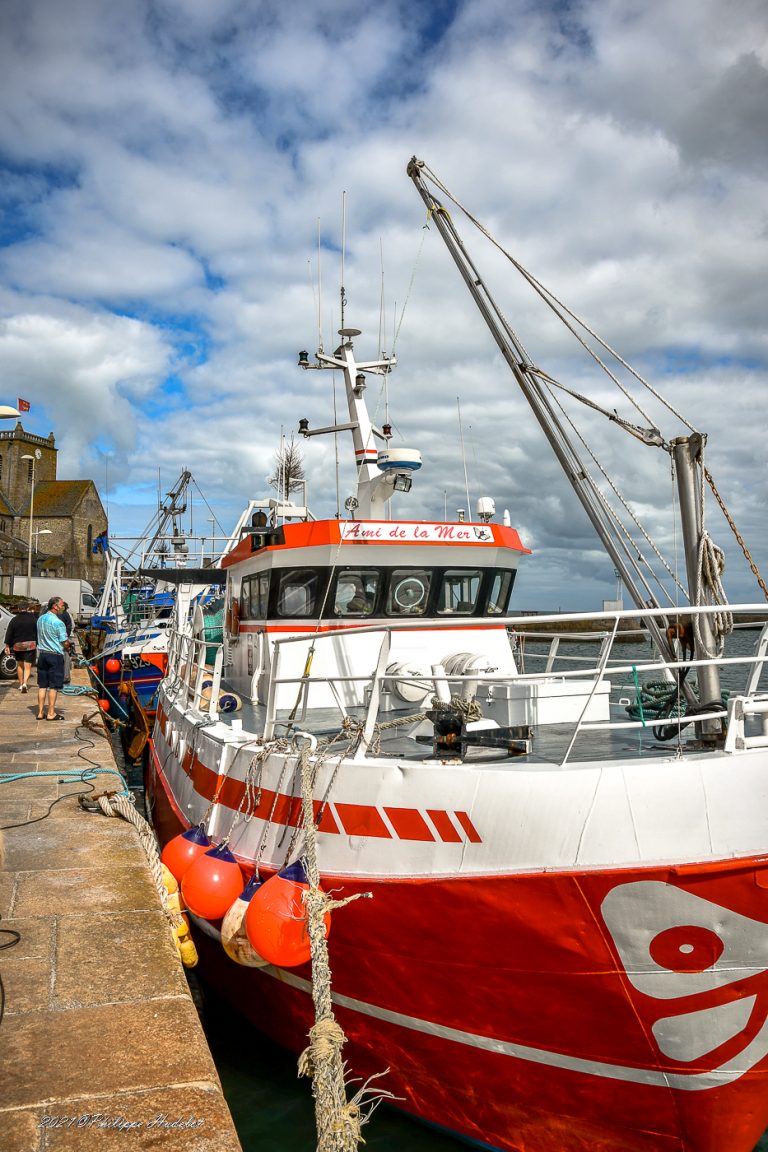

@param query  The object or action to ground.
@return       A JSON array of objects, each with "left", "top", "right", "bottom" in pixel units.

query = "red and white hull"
[{"left": 148, "top": 698, "right": 768, "bottom": 1152}]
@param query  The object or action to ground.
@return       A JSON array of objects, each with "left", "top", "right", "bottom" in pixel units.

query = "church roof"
[
  {"left": 16, "top": 479, "right": 94, "bottom": 517},
  {"left": 0, "top": 528, "right": 27, "bottom": 559},
  {"left": 0, "top": 491, "right": 16, "bottom": 516}
]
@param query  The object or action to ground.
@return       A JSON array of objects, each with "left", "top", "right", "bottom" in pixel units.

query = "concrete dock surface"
[{"left": 0, "top": 667, "right": 243, "bottom": 1151}]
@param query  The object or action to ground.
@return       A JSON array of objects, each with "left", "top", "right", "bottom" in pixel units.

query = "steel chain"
[{"left": 704, "top": 467, "right": 768, "bottom": 602}]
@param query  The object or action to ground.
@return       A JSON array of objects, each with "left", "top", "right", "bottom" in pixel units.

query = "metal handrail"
[
  {"left": 166, "top": 629, "right": 223, "bottom": 718},
  {"left": 162, "top": 609, "right": 768, "bottom": 754}
]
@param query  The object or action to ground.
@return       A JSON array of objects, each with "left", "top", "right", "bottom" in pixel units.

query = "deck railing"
[
  {"left": 161, "top": 604, "right": 768, "bottom": 760},
  {"left": 165, "top": 629, "right": 224, "bottom": 718}
]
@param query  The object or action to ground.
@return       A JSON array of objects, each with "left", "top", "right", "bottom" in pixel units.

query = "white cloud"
[{"left": 0, "top": 291, "right": 173, "bottom": 473}]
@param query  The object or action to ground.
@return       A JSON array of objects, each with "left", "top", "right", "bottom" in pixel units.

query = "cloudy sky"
[{"left": 1, "top": 0, "right": 766, "bottom": 609}]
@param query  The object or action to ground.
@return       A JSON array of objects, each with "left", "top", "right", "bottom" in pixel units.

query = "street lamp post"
[
  {"left": 33, "top": 527, "right": 52, "bottom": 566},
  {"left": 33, "top": 527, "right": 52, "bottom": 550},
  {"left": 21, "top": 449, "right": 42, "bottom": 597},
  {"left": 207, "top": 516, "right": 216, "bottom": 564}
]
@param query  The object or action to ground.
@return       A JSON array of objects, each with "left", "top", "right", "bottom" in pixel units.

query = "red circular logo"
[{"left": 649, "top": 925, "right": 724, "bottom": 973}]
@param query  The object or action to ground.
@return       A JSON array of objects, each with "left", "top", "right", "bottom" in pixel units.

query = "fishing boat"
[
  {"left": 145, "top": 158, "right": 768, "bottom": 1152},
  {"left": 84, "top": 471, "right": 232, "bottom": 752}
]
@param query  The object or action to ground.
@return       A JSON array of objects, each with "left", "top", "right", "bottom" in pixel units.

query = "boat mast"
[
  {"left": 299, "top": 330, "right": 421, "bottom": 519},
  {"left": 406, "top": 158, "right": 678, "bottom": 662},
  {"left": 671, "top": 434, "right": 723, "bottom": 730}
]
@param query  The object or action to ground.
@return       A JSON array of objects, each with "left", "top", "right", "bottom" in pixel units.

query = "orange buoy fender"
[
  {"left": 245, "top": 859, "right": 331, "bottom": 968},
  {"left": 221, "top": 874, "right": 269, "bottom": 967},
  {"left": 105, "top": 658, "right": 121, "bottom": 673},
  {"left": 181, "top": 843, "right": 244, "bottom": 921},
  {"left": 160, "top": 826, "right": 211, "bottom": 884}
]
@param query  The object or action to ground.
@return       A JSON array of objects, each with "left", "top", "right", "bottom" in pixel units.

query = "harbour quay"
[{"left": 0, "top": 668, "right": 242, "bottom": 1152}]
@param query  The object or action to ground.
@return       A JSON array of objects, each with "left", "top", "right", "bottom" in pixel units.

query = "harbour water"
[
  {"left": 517, "top": 623, "right": 767, "bottom": 699},
  {"left": 200, "top": 982, "right": 458, "bottom": 1150}
]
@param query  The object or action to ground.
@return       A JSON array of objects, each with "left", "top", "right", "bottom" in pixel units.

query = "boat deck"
[
  {"left": 160, "top": 609, "right": 768, "bottom": 771},
  {"left": 215, "top": 693, "right": 764, "bottom": 767}
]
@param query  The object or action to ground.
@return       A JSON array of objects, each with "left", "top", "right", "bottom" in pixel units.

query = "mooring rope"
[{"left": 296, "top": 742, "right": 392, "bottom": 1150}]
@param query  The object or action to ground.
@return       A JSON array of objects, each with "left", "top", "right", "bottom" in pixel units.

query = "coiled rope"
[
  {"left": 694, "top": 531, "right": 732, "bottom": 657},
  {"left": 625, "top": 677, "right": 729, "bottom": 741}
]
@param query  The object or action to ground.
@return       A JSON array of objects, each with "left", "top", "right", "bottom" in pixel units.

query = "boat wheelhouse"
[{"left": 222, "top": 516, "right": 527, "bottom": 713}]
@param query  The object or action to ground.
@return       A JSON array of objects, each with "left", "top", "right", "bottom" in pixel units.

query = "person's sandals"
[{"left": 46, "top": 715, "right": 64, "bottom": 721}]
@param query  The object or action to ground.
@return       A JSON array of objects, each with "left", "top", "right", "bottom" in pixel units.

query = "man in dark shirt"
[{"left": 3, "top": 604, "right": 38, "bottom": 693}]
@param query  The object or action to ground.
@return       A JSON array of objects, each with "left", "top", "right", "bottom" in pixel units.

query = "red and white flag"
[{"left": 17, "top": 397, "right": 30, "bottom": 412}]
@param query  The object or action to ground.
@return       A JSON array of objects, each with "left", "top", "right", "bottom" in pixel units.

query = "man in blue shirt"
[{"left": 36, "top": 596, "right": 70, "bottom": 720}]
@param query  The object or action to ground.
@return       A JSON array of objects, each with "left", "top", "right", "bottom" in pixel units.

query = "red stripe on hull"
[
  {"left": 384, "top": 806, "right": 435, "bottom": 841},
  {"left": 455, "top": 809, "right": 482, "bottom": 843},
  {"left": 427, "top": 808, "right": 462, "bottom": 842},
  {"left": 178, "top": 748, "right": 476, "bottom": 844},
  {"left": 147, "top": 749, "right": 768, "bottom": 1152}
]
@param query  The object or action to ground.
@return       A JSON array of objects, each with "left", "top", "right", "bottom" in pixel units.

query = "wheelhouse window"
[
  {"left": 333, "top": 568, "right": 380, "bottom": 616},
  {"left": 385, "top": 569, "right": 432, "bottom": 616},
  {"left": 276, "top": 568, "right": 320, "bottom": 618},
  {"left": 235, "top": 564, "right": 514, "bottom": 619},
  {"left": 487, "top": 569, "right": 516, "bottom": 615},
  {"left": 437, "top": 569, "right": 482, "bottom": 615},
  {"left": 241, "top": 572, "right": 270, "bottom": 619}
]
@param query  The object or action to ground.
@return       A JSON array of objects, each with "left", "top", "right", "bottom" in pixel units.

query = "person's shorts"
[
  {"left": 37, "top": 651, "right": 65, "bottom": 689},
  {"left": 13, "top": 648, "right": 36, "bottom": 665}
]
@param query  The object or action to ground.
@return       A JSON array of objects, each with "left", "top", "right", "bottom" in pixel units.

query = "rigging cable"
[
  {"left": 417, "top": 161, "right": 697, "bottom": 436},
  {"left": 545, "top": 386, "right": 688, "bottom": 604},
  {"left": 704, "top": 466, "right": 768, "bottom": 602}
]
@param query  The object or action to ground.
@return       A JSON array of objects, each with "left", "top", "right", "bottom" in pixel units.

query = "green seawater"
[{"left": 199, "top": 984, "right": 458, "bottom": 1151}]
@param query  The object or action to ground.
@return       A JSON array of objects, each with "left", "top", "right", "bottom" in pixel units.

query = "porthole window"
[{"left": 385, "top": 569, "right": 432, "bottom": 616}]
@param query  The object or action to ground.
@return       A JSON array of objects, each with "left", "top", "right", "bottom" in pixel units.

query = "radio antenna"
[
  {"left": 457, "top": 397, "right": 471, "bottom": 514},
  {"left": 378, "top": 238, "right": 385, "bottom": 358},
  {"left": 340, "top": 191, "right": 347, "bottom": 331},
  {"left": 316, "top": 218, "right": 323, "bottom": 353}
]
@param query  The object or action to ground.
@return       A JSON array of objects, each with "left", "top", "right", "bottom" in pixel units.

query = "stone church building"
[{"left": 0, "top": 422, "right": 107, "bottom": 592}]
